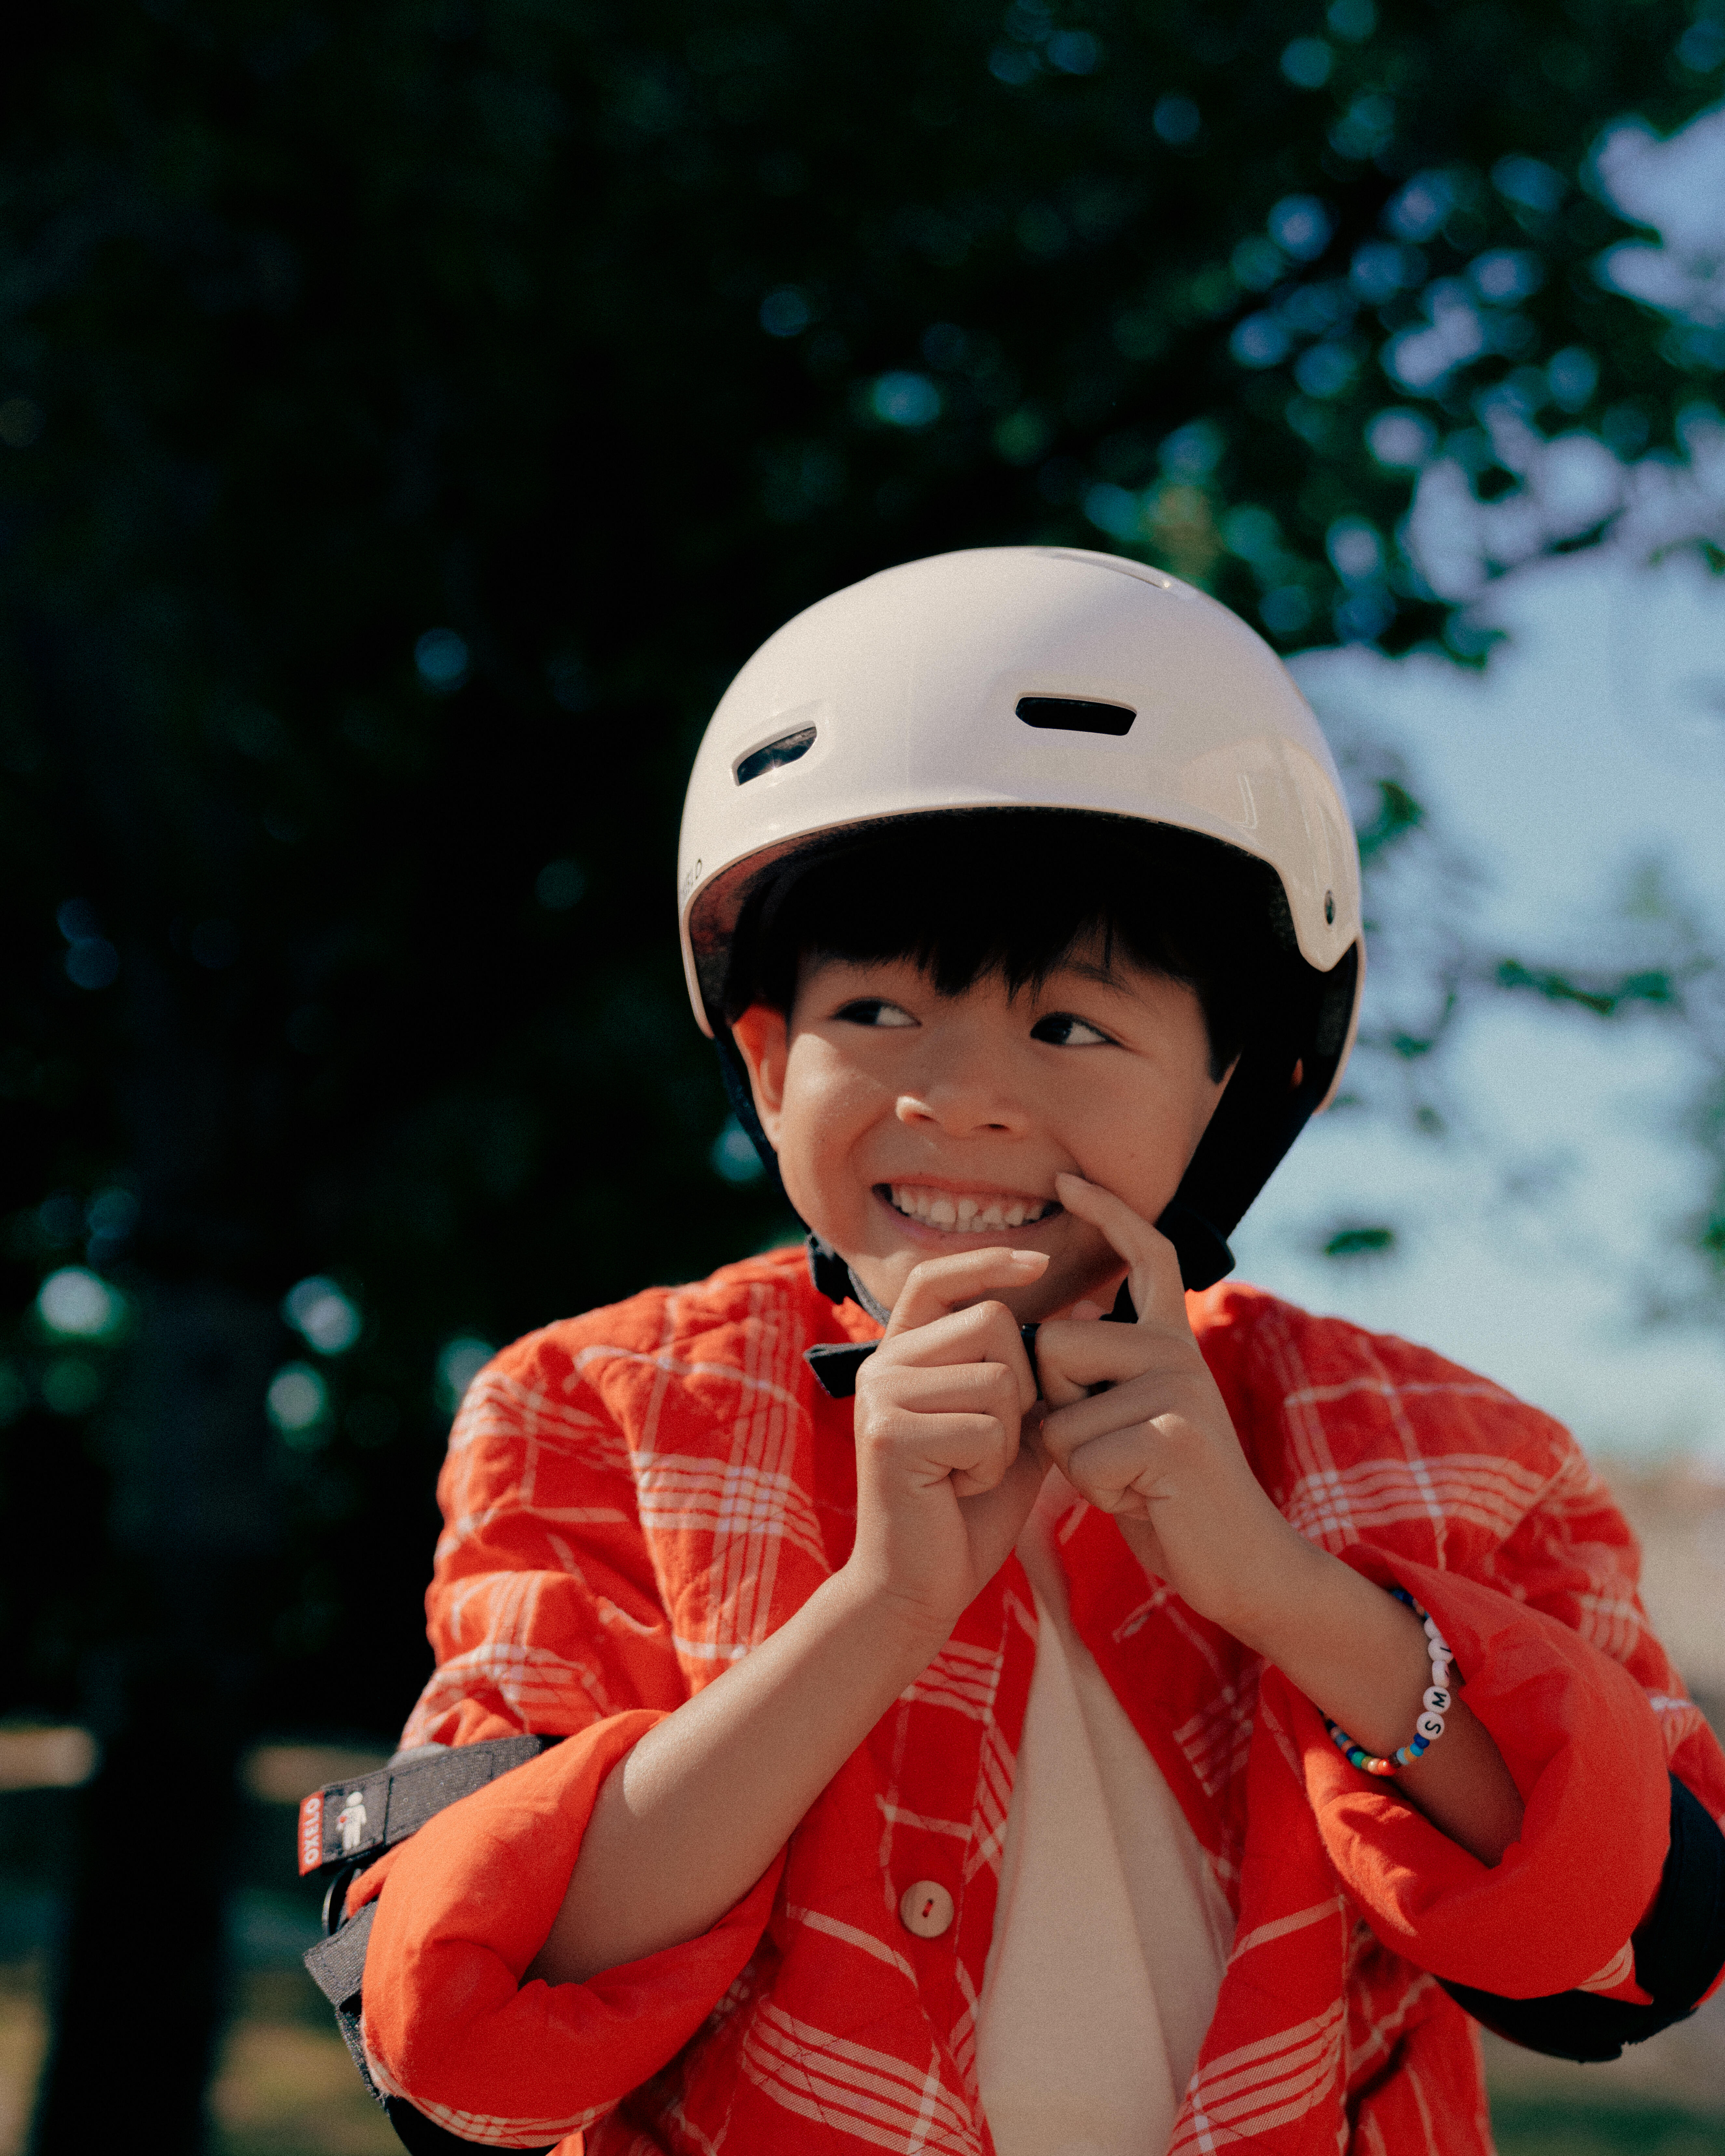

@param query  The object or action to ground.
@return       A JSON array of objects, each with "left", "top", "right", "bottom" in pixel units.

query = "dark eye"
[
  {"left": 835, "top": 998, "right": 916, "bottom": 1028},
  {"left": 1031, "top": 1011, "right": 1112, "bottom": 1047}
]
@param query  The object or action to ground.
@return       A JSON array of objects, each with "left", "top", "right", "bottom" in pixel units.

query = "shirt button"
[{"left": 899, "top": 1880, "right": 955, "bottom": 1939}]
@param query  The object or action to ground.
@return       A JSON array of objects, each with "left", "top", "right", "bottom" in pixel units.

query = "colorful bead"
[{"left": 1325, "top": 1587, "right": 1459, "bottom": 1778}]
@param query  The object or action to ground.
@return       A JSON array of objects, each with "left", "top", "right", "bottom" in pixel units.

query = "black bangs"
[{"left": 722, "top": 811, "right": 1302, "bottom": 1082}]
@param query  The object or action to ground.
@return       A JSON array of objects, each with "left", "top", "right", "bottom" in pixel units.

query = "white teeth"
[{"left": 887, "top": 1185, "right": 1048, "bottom": 1230}]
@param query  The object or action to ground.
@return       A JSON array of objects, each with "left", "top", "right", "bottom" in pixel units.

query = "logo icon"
[{"left": 336, "top": 1788, "right": 369, "bottom": 1855}]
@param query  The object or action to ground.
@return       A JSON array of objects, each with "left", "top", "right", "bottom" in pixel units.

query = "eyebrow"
[{"left": 1045, "top": 955, "right": 1132, "bottom": 992}]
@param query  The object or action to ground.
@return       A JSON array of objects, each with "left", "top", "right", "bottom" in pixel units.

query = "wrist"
[{"left": 822, "top": 1561, "right": 954, "bottom": 1679}]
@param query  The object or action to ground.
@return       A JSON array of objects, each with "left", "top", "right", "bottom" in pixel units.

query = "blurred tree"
[{"left": 0, "top": 0, "right": 1720, "bottom": 2143}]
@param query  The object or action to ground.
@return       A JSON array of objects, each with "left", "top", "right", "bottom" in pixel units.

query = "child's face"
[{"left": 731, "top": 941, "right": 1233, "bottom": 1322}]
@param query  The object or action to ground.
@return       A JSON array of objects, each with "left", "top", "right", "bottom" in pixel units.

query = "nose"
[{"left": 894, "top": 1028, "right": 1030, "bottom": 1137}]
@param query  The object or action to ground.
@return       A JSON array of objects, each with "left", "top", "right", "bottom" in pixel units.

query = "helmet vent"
[
  {"left": 1015, "top": 695, "right": 1135, "bottom": 738},
  {"left": 735, "top": 725, "right": 817, "bottom": 784}
]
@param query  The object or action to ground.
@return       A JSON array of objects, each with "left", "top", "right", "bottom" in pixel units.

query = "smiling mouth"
[{"left": 879, "top": 1183, "right": 1059, "bottom": 1232}]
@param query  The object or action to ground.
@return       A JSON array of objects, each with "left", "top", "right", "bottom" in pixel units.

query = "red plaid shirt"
[{"left": 354, "top": 1246, "right": 1725, "bottom": 2154}]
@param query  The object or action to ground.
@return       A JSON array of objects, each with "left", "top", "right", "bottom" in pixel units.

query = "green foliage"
[
  {"left": 1321, "top": 1223, "right": 1398, "bottom": 1258},
  {"left": 1356, "top": 776, "right": 1425, "bottom": 863},
  {"left": 0, "top": 0, "right": 1718, "bottom": 1730},
  {"left": 1496, "top": 957, "right": 1678, "bottom": 1015}
]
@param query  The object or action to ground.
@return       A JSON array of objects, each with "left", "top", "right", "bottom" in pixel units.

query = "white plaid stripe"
[
  {"left": 785, "top": 1904, "right": 917, "bottom": 1983},
  {"left": 1170, "top": 2001, "right": 1345, "bottom": 2154},
  {"left": 395, "top": 1260, "right": 1713, "bottom": 2156},
  {"left": 738, "top": 2002, "right": 979, "bottom": 2154},
  {"left": 364, "top": 2036, "right": 608, "bottom": 2146},
  {"left": 901, "top": 1639, "right": 1004, "bottom": 1723}
]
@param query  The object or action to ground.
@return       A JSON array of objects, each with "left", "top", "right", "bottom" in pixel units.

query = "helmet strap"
[
  {"left": 804, "top": 1234, "right": 894, "bottom": 1326},
  {"left": 1151, "top": 1199, "right": 1235, "bottom": 1295}
]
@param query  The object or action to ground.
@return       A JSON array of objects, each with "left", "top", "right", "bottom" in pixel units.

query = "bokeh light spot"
[
  {"left": 64, "top": 940, "right": 119, "bottom": 990},
  {"left": 1152, "top": 94, "right": 1200, "bottom": 144},
  {"left": 414, "top": 629, "right": 470, "bottom": 692},
  {"left": 1470, "top": 249, "right": 1544, "bottom": 303},
  {"left": 1159, "top": 420, "right": 1223, "bottom": 478},
  {"left": 1350, "top": 241, "right": 1422, "bottom": 303},
  {"left": 1547, "top": 347, "right": 1598, "bottom": 412},
  {"left": 1295, "top": 343, "right": 1357, "bottom": 398},
  {"left": 711, "top": 1117, "right": 766, "bottom": 1185},
  {"left": 42, "top": 1359, "right": 102, "bottom": 1417},
  {"left": 1492, "top": 155, "right": 1565, "bottom": 214},
  {"left": 536, "top": 859, "right": 588, "bottom": 910},
  {"left": 86, "top": 1186, "right": 139, "bottom": 1251},
  {"left": 282, "top": 1276, "right": 362, "bottom": 1355},
  {"left": 1326, "top": 0, "right": 1376, "bottom": 40},
  {"left": 268, "top": 1362, "right": 330, "bottom": 1443},
  {"left": 759, "top": 287, "right": 811, "bottom": 337},
  {"left": 994, "top": 408, "right": 1050, "bottom": 464},
  {"left": 870, "top": 372, "right": 942, "bottom": 427},
  {"left": 1221, "top": 505, "right": 1282, "bottom": 563},
  {"left": 1327, "top": 517, "right": 1384, "bottom": 583},
  {"left": 37, "top": 1267, "right": 121, "bottom": 1339},
  {"left": 988, "top": 45, "right": 1038, "bottom": 86},
  {"left": 1386, "top": 171, "right": 1453, "bottom": 242},
  {"left": 437, "top": 1336, "right": 495, "bottom": 1414},
  {"left": 1269, "top": 196, "right": 1335, "bottom": 261},
  {"left": 1281, "top": 37, "right": 1333, "bottom": 88},
  {"left": 1046, "top": 29, "right": 1100, "bottom": 74},
  {"left": 1231, "top": 314, "right": 1290, "bottom": 368},
  {"left": 1260, "top": 586, "right": 1313, "bottom": 635},
  {"left": 1367, "top": 408, "right": 1438, "bottom": 468}
]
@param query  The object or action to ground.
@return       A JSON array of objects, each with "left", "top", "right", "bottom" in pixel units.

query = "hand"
[
  {"left": 847, "top": 1247, "right": 1052, "bottom": 1641},
  {"left": 1032, "top": 1174, "right": 1309, "bottom": 1644}
]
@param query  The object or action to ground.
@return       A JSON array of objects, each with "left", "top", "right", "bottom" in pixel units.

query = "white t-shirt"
[{"left": 975, "top": 1476, "right": 1235, "bottom": 2156}]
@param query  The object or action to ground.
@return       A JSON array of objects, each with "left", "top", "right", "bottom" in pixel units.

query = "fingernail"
[{"left": 1009, "top": 1249, "right": 1049, "bottom": 1268}]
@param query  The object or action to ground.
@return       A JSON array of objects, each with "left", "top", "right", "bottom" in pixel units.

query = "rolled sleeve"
[
  {"left": 355, "top": 1712, "right": 785, "bottom": 2147},
  {"left": 1285, "top": 1550, "right": 1671, "bottom": 2000}
]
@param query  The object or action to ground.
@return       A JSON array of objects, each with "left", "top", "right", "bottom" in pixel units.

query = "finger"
[
  {"left": 886, "top": 1247, "right": 1048, "bottom": 1337},
  {"left": 1036, "top": 1386, "right": 1139, "bottom": 1478},
  {"left": 865, "top": 1357, "right": 1024, "bottom": 1425},
  {"left": 870, "top": 1411, "right": 1015, "bottom": 1498},
  {"left": 1033, "top": 1321, "right": 1183, "bottom": 1396},
  {"left": 1058, "top": 1424, "right": 1161, "bottom": 1518},
  {"left": 878, "top": 1294, "right": 1039, "bottom": 1413},
  {"left": 1053, "top": 1173, "right": 1186, "bottom": 1327}
]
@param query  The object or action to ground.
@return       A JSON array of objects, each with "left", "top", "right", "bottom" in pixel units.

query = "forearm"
[
  {"left": 527, "top": 1570, "right": 943, "bottom": 1985},
  {"left": 1124, "top": 1516, "right": 1525, "bottom": 1865}
]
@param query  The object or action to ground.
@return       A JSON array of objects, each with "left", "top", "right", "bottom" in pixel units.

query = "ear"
[{"left": 729, "top": 1004, "right": 791, "bottom": 1149}]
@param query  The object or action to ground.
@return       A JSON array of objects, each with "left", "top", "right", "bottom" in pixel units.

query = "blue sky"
[{"left": 1234, "top": 548, "right": 1725, "bottom": 1462}]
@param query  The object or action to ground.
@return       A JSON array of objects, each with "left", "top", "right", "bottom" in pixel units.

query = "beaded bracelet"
[{"left": 1324, "top": 1587, "right": 1456, "bottom": 1777}]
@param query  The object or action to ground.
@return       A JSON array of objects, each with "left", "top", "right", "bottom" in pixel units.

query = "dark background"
[{"left": 1, "top": 0, "right": 1720, "bottom": 2144}]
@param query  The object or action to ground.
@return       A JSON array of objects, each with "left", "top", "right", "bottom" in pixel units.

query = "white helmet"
[{"left": 678, "top": 546, "right": 1364, "bottom": 1291}]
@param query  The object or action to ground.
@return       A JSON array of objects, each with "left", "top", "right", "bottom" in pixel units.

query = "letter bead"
[{"left": 1331, "top": 1585, "right": 1458, "bottom": 1777}]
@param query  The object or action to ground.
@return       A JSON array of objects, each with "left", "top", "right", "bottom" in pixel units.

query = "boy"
[{"left": 321, "top": 549, "right": 1725, "bottom": 2156}]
